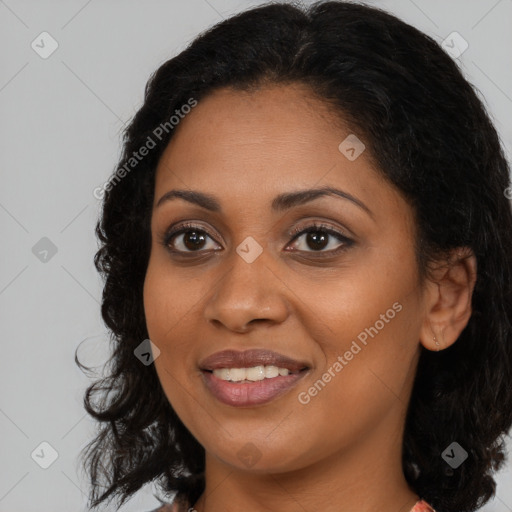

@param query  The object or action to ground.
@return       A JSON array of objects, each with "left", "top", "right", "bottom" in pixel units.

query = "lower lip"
[{"left": 201, "top": 370, "right": 308, "bottom": 407}]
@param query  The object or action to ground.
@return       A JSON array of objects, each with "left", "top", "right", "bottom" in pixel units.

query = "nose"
[{"left": 203, "top": 248, "right": 291, "bottom": 333}]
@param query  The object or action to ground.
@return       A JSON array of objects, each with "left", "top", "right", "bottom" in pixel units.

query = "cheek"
[
  {"left": 293, "top": 249, "right": 422, "bottom": 401},
  {"left": 143, "top": 266, "right": 169, "bottom": 342},
  {"left": 143, "top": 259, "right": 206, "bottom": 390},
  {"left": 291, "top": 300, "right": 420, "bottom": 457},
  {"left": 143, "top": 268, "right": 196, "bottom": 420},
  {"left": 296, "top": 260, "right": 417, "bottom": 348},
  {"left": 143, "top": 253, "right": 201, "bottom": 341}
]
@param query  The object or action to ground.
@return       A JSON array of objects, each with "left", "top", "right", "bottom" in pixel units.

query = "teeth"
[
  {"left": 245, "top": 365, "right": 265, "bottom": 381},
  {"left": 212, "top": 365, "right": 291, "bottom": 382},
  {"left": 265, "top": 366, "right": 279, "bottom": 378}
]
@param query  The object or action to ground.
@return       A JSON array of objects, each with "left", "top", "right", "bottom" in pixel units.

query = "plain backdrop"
[{"left": 1, "top": 0, "right": 511, "bottom": 510}]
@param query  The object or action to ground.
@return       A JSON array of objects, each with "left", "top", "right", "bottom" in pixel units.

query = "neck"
[{"left": 192, "top": 406, "right": 419, "bottom": 512}]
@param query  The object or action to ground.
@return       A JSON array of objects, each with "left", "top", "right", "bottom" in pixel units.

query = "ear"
[{"left": 419, "top": 247, "right": 477, "bottom": 351}]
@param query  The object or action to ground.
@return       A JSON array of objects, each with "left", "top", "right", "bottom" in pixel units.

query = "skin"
[{"left": 143, "top": 83, "right": 477, "bottom": 512}]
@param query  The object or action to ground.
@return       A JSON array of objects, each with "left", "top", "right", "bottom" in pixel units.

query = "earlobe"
[{"left": 419, "top": 247, "right": 477, "bottom": 352}]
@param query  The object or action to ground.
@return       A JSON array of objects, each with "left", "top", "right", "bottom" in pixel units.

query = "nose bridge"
[{"left": 203, "top": 242, "right": 290, "bottom": 331}]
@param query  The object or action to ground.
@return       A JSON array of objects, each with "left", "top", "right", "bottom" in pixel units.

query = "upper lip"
[{"left": 199, "top": 349, "right": 310, "bottom": 373}]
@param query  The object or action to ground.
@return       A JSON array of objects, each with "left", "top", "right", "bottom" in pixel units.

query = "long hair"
[{"left": 76, "top": 2, "right": 512, "bottom": 511}]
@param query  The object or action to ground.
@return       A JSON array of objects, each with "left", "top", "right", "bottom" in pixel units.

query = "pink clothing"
[
  {"left": 151, "top": 498, "right": 436, "bottom": 511},
  {"left": 411, "top": 500, "right": 436, "bottom": 512},
  {"left": 411, "top": 499, "right": 437, "bottom": 512}
]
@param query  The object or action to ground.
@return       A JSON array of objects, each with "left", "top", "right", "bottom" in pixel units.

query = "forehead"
[{"left": 153, "top": 83, "right": 394, "bottom": 213}]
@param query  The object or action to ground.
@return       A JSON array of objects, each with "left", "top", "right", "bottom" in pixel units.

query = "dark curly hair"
[{"left": 76, "top": 2, "right": 512, "bottom": 511}]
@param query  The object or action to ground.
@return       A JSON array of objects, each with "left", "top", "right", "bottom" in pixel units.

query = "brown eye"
[
  {"left": 163, "top": 224, "right": 221, "bottom": 253},
  {"left": 160, "top": 221, "right": 354, "bottom": 258},
  {"left": 303, "top": 231, "right": 329, "bottom": 251},
  {"left": 179, "top": 230, "right": 208, "bottom": 251},
  {"left": 288, "top": 223, "right": 353, "bottom": 254}
]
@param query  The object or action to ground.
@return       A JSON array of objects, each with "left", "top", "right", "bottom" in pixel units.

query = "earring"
[{"left": 433, "top": 336, "right": 440, "bottom": 351}]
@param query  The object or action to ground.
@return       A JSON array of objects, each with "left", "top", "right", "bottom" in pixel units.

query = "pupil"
[
  {"left": 307, "top": 232, "right": 328, "bottom": 250},
  {"left": 184, "top": 231, "right": 206, "bottom": 250},
  {"left": 180, "top": 231, "right": 329, "bottom": 251}
]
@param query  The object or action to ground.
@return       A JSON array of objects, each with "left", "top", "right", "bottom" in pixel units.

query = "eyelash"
[{"left": 160, "top": 221, "right": 354, "bottom": 257}]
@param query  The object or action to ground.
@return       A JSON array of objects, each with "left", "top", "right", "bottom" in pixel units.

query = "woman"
[{"left": 77, "top": 2, "right": 512, "bottom": 512}]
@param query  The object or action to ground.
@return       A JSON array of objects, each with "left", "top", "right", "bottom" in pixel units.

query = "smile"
[
  {"left": 201, "top": 368, "right": 309, "bottom": 407},
  {"left": 199, "top": 349, "right": 311, "bottom": 407},
  {"left": 212, "top": 365, "right": 295, "bottom": 381}
]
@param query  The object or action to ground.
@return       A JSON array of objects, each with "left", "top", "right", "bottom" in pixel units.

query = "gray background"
[{"left": 1, "top": 0, "right": 511, "bottom": 510}]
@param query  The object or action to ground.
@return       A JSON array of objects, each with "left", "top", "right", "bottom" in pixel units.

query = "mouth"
[{"left": 199, "top": 349, "right": 310, "bottom": 407}]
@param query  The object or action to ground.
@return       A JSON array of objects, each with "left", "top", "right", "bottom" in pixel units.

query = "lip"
[
  {"left": 199, "top": 349, "right": 311, "bottom": 407},
  {"left": 199, "top": 349, "right": 309, "bottom": 373}
]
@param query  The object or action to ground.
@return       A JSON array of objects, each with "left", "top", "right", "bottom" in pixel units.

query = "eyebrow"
[{"left": 155, "top": 186, "right": 373, "bottom": 218}]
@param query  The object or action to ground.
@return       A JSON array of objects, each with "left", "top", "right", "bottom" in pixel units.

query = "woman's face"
[{"left": 143, "top": 83, "right": 429, "bottom": 472}]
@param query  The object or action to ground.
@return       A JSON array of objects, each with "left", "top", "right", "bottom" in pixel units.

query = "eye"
[
  {"left": 160, "top": 221, "right": 354, "bottom": 256},
  {"left": 161, "top": 222, "right": 221, "bottom": 254},
  {"left": 286, "top": 222, "right": 354, "bottom": 255}
]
